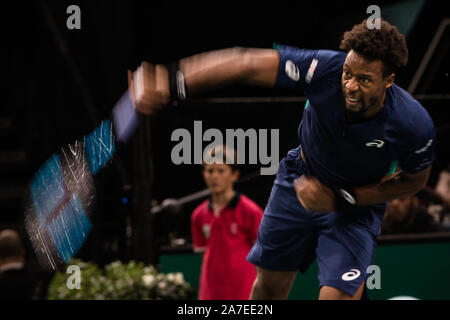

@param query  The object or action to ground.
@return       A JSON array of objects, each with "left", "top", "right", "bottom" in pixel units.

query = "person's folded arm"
[
  {"left": 294, "top": 167, "right": 432, "bottom": 212},
  {"left": 354, "top": 166, "right": 431, "bottom": 206}
]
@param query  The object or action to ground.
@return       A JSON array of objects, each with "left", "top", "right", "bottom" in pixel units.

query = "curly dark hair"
[{"left": 339, "top": 19, "right": 408, "bottom": 77}]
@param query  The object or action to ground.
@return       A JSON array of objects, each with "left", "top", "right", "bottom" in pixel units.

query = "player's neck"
[{"left": 211, "top": 189, "right": 236, "bottom": 213}]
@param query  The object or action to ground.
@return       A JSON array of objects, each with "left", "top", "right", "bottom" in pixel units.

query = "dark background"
[{"left": 1, "top": 0, "right": 449, "bottom": 287}]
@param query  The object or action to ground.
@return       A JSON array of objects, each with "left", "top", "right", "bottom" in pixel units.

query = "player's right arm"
[{"left": 129, "top": 47, "right": 280, "bottom": 115}]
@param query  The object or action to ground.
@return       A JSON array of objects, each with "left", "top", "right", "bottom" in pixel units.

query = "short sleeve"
[
  {"left": 274, "top": 45, "right": 346, "bottom": 90},
  {"left": 246, "top": 205, "right": 263, "bottom": 244},
  {"left": 398, "top": 111, "right": 436, "bottom": 174},
  {"left": 191, "top": 210, "right": 207, "bottom": 252}
]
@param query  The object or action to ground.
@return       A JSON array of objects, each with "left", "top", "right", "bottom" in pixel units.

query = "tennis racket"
[{"left": 24, "top": 90, "right": 138, "bottom": 270}]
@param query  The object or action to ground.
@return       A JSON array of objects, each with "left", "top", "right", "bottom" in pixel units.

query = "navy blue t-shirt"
[{"left": 275, "top": 45, "right": 436, "bottom": 191}]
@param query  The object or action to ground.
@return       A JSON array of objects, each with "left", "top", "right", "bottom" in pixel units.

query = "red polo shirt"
[{"left": 191, "top": 193, "right": 263, "bottom": 300}]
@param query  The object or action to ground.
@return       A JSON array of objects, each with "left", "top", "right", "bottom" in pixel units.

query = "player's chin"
[
  {"left": 209, "top": 185, "right": 224, "bottom": 194},
  {"left": 345, "top": 102, "right": 363, "bottom": 113}
]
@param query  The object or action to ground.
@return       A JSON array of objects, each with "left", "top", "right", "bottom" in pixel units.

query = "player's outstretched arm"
[{"left": 129, "top": 47, "right": 280, "bottom": 115}]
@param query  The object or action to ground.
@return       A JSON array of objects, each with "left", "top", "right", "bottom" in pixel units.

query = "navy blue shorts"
[{"left": 247, "top": 146, "right": 386, "bottom": 297}]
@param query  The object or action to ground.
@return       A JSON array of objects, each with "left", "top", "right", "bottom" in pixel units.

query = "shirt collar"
[{"left": 207, "top": 192, "right": 241, "bottom": 211}]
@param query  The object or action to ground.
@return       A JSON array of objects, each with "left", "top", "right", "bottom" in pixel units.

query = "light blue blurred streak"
[
  {"left": 84, "top": 119, "right": 116, "bottom": 175},
  {"left": 30, "top": 154, "right": 66, "bottom": 226},
  {"left": 48, "top": 194, "right": 92, "bottom": 263}
]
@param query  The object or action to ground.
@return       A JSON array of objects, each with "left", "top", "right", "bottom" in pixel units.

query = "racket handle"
[
  {"left": 84, "top": 90, "right": 137, "bottom": 175},
  {"left": 112, "top": 90, "right": 139, "bottom": 144}
]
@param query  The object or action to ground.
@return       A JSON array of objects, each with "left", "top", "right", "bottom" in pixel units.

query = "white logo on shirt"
[
  {"left": 230, "top": 222, "right": 238, "bottom": 235},
  {"left": 305, "top": 59, "right": 318, "bottom": 84},
  {"left": 366, "top": 139, "right": 384, "bottom": 148},
  {"left": 202, "top": 224, "right": 210, "bottom": 239},
  {"left": 341, "top": 269, "right": 361, "bottom": 281},
  {"left": 285, "top": 60, "right": 300, "bottom": 81},
  {"left": 414, "top": 139, "right": 433, "bottom": 154}
]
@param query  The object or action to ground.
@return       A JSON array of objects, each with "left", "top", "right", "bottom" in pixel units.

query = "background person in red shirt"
[{"left": 191, "top": 145, "right": 263, "bottom": 300}]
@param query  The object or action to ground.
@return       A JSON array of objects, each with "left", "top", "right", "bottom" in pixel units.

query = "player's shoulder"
[
  {"left": 387, "top": 84, "right": 435, "bottom": 134},
  {"left": 276, "top": 45, "right": 346, "bottom": 88},
  {"left": 237, "top": 194, "right": 263, "bottom": 215},
  {"left": 279, "top": 45, "right": 345, "bottom": 69},
  {"left": 316, "top": 49, "right": 347, "bottom": 63},
  {"left": 278, "top": 44, "right": 345, "bottom": 60},
  {"left": 192, "top": 200, "right": 210, "bottom": 219}
]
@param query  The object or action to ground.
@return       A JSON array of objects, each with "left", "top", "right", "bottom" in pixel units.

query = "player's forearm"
[
  {"left": 130, "top": 48, "right": 279, "bottom": 115},
  {"left": 179, "top": 47, "right": 280, "bottom": 95},
  {"left": 354, "top": 170, "right": 430, "bottom": 206}
]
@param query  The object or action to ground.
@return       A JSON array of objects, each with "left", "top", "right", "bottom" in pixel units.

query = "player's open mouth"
[{"left": 346, "top": 97, "right": 361, "bottom": 105}]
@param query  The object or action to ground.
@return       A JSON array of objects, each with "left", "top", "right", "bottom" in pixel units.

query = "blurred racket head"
[
  {"left": 24, "top": 141, "right": 95, "bottom": 271},
  {"left": 24, "top": 91, "right": 132, "bottom": 271}
]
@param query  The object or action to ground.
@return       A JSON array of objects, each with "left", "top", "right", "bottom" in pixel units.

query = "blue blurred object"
[
  {"left": 84, "top": 119, "right": 116, "bottom": 175},
  {"left": 30, "top": 154, "right": 67, "bottom": 226},
  {"left": 28, "top": 154, "right": 92, "bottom": 267},
  {"left": 112, "top": 90, "right": 139, "bottom": 144},
  {"left": 84, "top": 90, "right": 136, "bottom": 174},
  {"left": 47, "top": 194, "right": 92, "bottom": 263},
  {"left": 25, "top": 90, "right": 139, "bottom": 270}
]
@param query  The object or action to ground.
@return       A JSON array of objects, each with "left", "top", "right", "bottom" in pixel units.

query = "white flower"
[
  {"left": 158, "top": 281, "right": 167, "bottom": 289},
  {"left": 174, "top": 272, "right": 184, "bottom": 285},
  {"left": 166, "top": 273, "right": 175, "bottom": 282},
  {"left": 143, "top": 267, "right": 152, "bottom": 274},
  {"left": 142, "top": 274, "right": 155, "bottom": 287}
]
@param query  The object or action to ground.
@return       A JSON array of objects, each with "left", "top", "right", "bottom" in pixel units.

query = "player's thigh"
[
  {"left": 319, "top": 282, "right": 365, "bottom": 300},
  {"left": 255, "top": 267, "right": 297, "bottom": 293},
  {"left": 315, "top": 215, "right": 378, "bottom": 298},
  {"left": 247, "top": 182, "right": 317, "bottom": 272}
]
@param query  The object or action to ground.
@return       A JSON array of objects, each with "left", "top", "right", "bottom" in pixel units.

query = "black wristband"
[
  {"left": 333, "top": 188, "right": 358, "bottom": 213},
  {"left": 167, "top": 61, "right": 188, "bottom": 105}
]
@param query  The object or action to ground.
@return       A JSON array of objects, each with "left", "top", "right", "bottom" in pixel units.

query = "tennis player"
[{"left": 129, "top": 19, "right": 436, "bottom": 300}]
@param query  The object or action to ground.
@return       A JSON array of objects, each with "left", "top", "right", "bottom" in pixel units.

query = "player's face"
[
  {"left": 203, "top": 163, "right": 239, "bottom": 194},
  {"left": 342, "top": 50, "right": 394, "bottom": 120}
]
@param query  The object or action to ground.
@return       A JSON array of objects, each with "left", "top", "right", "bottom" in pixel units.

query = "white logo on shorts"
[
  {"left": 285, "top": 60, "right": 300, "bottom": 81},
  {"left": 341, "top": 269, "right": 361, "bottom": 281}
]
